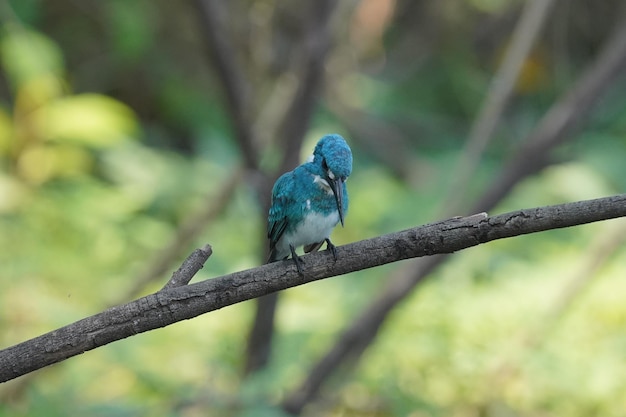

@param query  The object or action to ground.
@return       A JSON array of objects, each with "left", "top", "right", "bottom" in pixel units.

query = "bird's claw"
[
  {"left": 290, "top": 245, "right": 305, "bottom": 275},
  {"left": 325, "top": 238, "right": 338, "bottom": 261},
  {"left": 292, "top": 254, "right": 305, "bottom": 275}
]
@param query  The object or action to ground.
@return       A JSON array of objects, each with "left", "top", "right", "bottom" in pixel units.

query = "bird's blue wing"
[{"left": 267, "top": 171, "right": 296, "bottom": 253}]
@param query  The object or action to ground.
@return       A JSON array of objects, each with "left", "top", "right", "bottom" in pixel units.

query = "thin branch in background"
[
  {"left": 475, "top": 20, "right": 626, "bottom": 213},
  {"left": 117, "top": 167, "right": 243, "bottom": 303},
  {"left": 2, "top": 194, "right": 626, "bottom": 384},
  {"left": 443, "top": 0, "right": 557, "bottom": 214},
  {"left": 280, "top": 16, "right": 626, "bottom": 415},
  {"left": 276, "top": 0, "right": 338, "bottom": 175},
  {"left": 193, "top": 0, "right": 277, "bottom": 377}
]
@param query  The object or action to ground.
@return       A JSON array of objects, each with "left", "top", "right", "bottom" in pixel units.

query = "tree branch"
[{"left": 1, "top": 194, "right": 625, "bottom": 383}]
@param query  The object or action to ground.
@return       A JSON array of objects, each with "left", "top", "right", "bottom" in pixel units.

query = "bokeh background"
[{"left": 1, "top": 0, "right": 626, "bottom": 416}]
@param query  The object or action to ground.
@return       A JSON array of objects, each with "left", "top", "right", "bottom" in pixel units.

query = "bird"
[{"left": 267, "top": 134, "right": 352, "bottom": 274}]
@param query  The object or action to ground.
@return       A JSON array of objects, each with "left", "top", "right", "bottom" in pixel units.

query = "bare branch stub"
[
  {"left": 162, "top": 244, "right": 213, "bottom": 290},
  {"left": 193, "top": 0, "right": 259, "bottom": 169}
]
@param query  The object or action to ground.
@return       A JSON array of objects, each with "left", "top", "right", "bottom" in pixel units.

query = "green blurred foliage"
[{"left": 1, "top": 1, "right": 626, "bottom": 417}]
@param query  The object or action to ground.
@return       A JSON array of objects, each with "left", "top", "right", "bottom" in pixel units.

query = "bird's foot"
[
  {"left": 289, "top": 245, "right": 305, "bottom": 275},
  {"left": 325, "top": 238, "right": 338, "bottom": 261}
]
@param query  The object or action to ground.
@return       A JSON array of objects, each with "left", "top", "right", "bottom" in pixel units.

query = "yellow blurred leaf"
[
  {"left": 14, "top": 74, "right": 65, "bottom": 115},
  {"left": 493, "top": 42, "right": 549, "bottom": 94},
  {"left": 16, "top": 144, "right": 94, "bottom": 184},
  {"left": 31, "top": 94, "right": 139, "bottom": 147},
  {"left": 52, "top": 145, "right": 94, "bottom": 177},
  {"left": 17, "top": 144, "right": 56, "bottom": 184},
  {"left": 0, "top": 25, "right": 64, "bottom": 89}
]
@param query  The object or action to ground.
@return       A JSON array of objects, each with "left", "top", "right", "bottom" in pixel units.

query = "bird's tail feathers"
[
  {"left": 267, "top": 248, "right": 285, "bottom": 264},
  {"left": 303, "top": 241, "right": 323, "bottom": 254}
]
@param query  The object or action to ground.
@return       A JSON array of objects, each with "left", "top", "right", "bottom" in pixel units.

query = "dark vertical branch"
[
  {"left": 245, "top": 0, "right": 339, "bottom": 375},
  {"left": 280, "top": 16, "right": 626, "bottom": 416},
  {"left": 277, "top": 0, "right": 337, "bottom": 174},
  {"left": 243, "top": 292, "right": 279, "bottom": 374},
  {"left": 193, "top": 0, "right": 260, "bottom": 170},
  {"left": 193, "top": 0, "right": 272, "bottom": 375},
  {"left": 195, "top": 0, "right": 340, "bottom": 378}
]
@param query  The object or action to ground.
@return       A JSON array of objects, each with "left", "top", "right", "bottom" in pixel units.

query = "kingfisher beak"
[{"left": 328, "top": 177, "right": 345, "bottom": 226}]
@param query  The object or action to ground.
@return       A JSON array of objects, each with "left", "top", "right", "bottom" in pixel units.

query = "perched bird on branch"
[{"left": 267, "top": 134, "right": 352, "bottom": 274}]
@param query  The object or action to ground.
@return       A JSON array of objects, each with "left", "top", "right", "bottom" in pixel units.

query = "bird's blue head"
[{"left": 312, "top": 134, "right": 352, "bottom": 226}]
